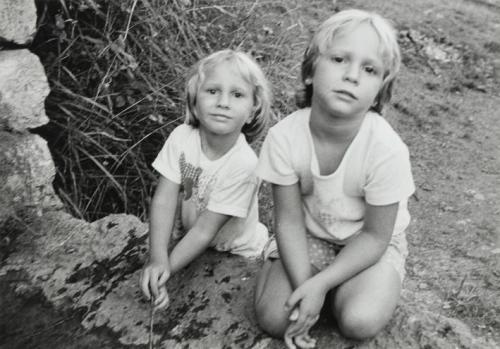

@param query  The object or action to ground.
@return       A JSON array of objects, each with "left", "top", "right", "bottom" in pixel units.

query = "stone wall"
[
  {"left": 0, "top": 0, "right": 37, "bottom": 45},
  {"left": 0, "top": 0, "right": 62, "bottom": 224}
]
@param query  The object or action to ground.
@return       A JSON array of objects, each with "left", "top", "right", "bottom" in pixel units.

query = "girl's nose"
[
  {"left": 343, "top": 64, "right": 360, "bottom": 84},
  {"left": 217, "top": 92, "right": 230, "bottom": 108}
]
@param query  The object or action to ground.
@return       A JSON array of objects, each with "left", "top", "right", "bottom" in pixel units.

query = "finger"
[
  {"left": 287, "top": 312, "right": 316, "bottom": 340},
  {"left": 155, "top": 294, "right": 170, "bottom": 310},
  {"left": 285, "top": 290, "right": 302, "bottom": 312},
  {"left": 286, "top": 319, "right": 306, "bottom": 339},
  {"left": 284, "top": 330, "right": 297, "bottom": 349},
  {"left": 149, "top": 270, "right": 159, "bottom": 299},
  {"left": 289, "top": 308, "right": 299, "bottom": 321},
  {"left": 307, "top": 333, "right": 317, "bottom": 348},
  {"left": 295, "top": 334, "right": 316, "bottom": 349},
  {"left": 302, "top": 334, "right": 317, "bottom": 348},
  {"left": 158, "top": 270, "right": 169, "bottom": 287},
  {"left": 304, "top": 334, "right": 314, "bottom": 342},
  {"left": 307, "top": 336, "right": 317, "bottom": 348},
  {"left": 289, "top": 310, "right": 309, "bottom": 337},
  {"left": 294, "top": 335, "right": 309, "bottom": 349},
  {"left": 304, "top": 315, "right": 319, "bottom": 331},
  {"left": 140, "top": 270, "right": 151, "bottom": 300},
  {"left": 295, "top": 327, "right": 317, "bottom": 349},
  {"left": 154, "top": 287, "right": 169, "bottom": 308},
  {"left": 153, "top": 290, "right": 164, "bottom": 306}
]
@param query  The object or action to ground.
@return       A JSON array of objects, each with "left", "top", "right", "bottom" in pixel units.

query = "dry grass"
[{"left": 32, "top": 0, "right": 324, "bottom": 220}]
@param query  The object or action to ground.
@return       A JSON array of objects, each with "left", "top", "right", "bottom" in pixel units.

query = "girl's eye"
[
  {"left": 207, "top": 88, "right": 217, "bottom": 94},
  {"left": 364, "top": 66, "right": 378, "bottom": 75},
  {"left": 233, "top": 91, "right": 243, "bottom": 98},
  {"left": 331, "top": 56, "right": 344, "bottom": 63}
]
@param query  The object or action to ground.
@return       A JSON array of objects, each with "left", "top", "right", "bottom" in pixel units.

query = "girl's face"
[
  {"left": 195, "top": 63, "right": 254, "bottom": 138},
  {"left": 310, "top": 22, "right": 385, "bottom": 120}
]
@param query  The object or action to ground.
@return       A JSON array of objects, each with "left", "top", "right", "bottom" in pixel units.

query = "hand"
[
  {"left": 153, "top": 285, "right": 170, "bottom": 309},
  {"left": 140, "top": 259, "right": 171, "bottom": 309},
  {"left": 284, "top": 308, "right": 318, "bottom": 349},
  {"left": 283, "top": 277, "right": 327, "bottom": 341}
]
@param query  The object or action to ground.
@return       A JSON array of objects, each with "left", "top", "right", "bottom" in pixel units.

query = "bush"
[{"left": 32, "top": 0, "right": 312, "bottom": 221}]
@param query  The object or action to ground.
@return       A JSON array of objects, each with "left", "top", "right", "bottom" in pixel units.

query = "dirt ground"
[{"left": 1, "top": 0, "right": 499, "bottom": 348}]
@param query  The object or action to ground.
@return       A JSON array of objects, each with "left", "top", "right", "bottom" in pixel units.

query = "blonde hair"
[
  {"left": 185, "top": 49, "right": 272, "bottom": 143},
  {"left": 297, "top": 9, "right": 401, "bottom": 113}
]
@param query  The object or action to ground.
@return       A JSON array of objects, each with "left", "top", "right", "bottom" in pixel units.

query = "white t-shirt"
[
  {"left": 257, "top": 108, "right": 415, "bottom": 244},
  {"left": 152, "top": 124, "right": 268, "bottom": 258}
]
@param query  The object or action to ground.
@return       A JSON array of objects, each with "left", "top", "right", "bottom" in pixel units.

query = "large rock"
[
  {"left": 0, "top": 131, "right": 62, "bottom": 223},
  {"left": 1, "top": 210, "right": 497, "bottom": 348},
  {"left": 0, "top": 211, "right": 151, "bottom": 344},
  {"left": 0, "top": 50, "right": 50, "bottom": 131},
  {"left": 0, "top": 0, "right": 37, "bottom": 45}
]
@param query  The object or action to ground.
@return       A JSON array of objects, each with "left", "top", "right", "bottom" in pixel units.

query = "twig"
[
  {"left": 454, "top": 273, "right": 468, "bottom": 298},
  {"left": 123, "top": 0, "right": 139, "bottom": 42},
  {"left": 149, "top": 298, "right": 155, "bottom": 349},
  {"left": 12, "top": 316, "right": 76, "bottom": 341}
]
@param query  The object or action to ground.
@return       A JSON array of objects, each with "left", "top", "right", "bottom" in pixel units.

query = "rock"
[
  {"left": 0, "top": 50, "right": 50, "bottom": 131},
  {"left": 466, "top": 245, "right": 493, "bottom": 259},
  {"left": 0, "top": 0, "right": 37, "bottom": 45},
  {"left": 464, "top": 189, "right": 486, "bottom": 201},
  {"left": 0, "top": 131, "right": 62, "bottom": 223},
  {"left": 1, "top": 212, "right": 148, "bottom": 305},
  {"left": 1, "top": 210, "right": 498, "bottom": 348}
]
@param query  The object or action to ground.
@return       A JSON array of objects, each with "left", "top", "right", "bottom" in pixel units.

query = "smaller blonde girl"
[{"left": 141, "top": 49, "right": 272, "bottom": 309}]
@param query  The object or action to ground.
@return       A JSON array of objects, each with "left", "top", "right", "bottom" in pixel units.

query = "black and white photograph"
[{"left": 1, "top": 0, "right": 499, "bottom": 348}]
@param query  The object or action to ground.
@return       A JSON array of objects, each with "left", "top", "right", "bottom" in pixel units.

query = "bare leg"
[
  {"left": 331, "top": 260, "right": 402, "bottom": 340},
  {"left": 254, "top": 259, "right": 293, "bottom": 338}
]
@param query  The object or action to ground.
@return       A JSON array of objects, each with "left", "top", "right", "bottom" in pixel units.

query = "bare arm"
[
  {"left": 141, "top": 175, "right": 180, "bottom": 301},
  {"left": 169, "top": 210, "right": 230, "bottom": 273},
  {"left": 312, "top": 202, "right": 399, "bottom": 291},
  {"left": 148, "top": 176, "right": 180, "bottom": 264},
  {"left": 142, "top": 175, "right": 229, "bottom": 301},
  {"left": 273, "top": 183, "right": 312, "bottom": 289},
  {"left": 283, "top": 202, "right": 400, "bottom": 337}
]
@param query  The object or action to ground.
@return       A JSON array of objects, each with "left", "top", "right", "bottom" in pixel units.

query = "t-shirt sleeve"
[
  {"left": 364, "top": 145, "right": 415, "bottom": 206},
  {"left": 256, "top": 128, "right": 298, "bottom": 185},
  {"left": 151, "top": 125, "right": 184, "bottom": 184},
  {"left": 207, "top": 166, "right": 259, "bottom": 218}
]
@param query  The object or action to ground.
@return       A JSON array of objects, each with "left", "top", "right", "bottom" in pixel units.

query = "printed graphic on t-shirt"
[
  {"left": 317, "top": 208, "right": 340, "bottom": 227},
  {"left": 314, "top": 195, "right": 342, "bottom": 228},
  {"left": 179, "top": 152, "right": 215, "bottom": 212},
  {"left": 309, "top": 184, "right": 365, "bottom": 240}
]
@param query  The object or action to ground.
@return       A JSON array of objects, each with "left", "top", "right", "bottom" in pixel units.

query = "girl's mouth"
[
  {"left": 211, "top": 114, "right": 230, "bottom": 119},
  {"left": 334, "top": 90, "right": 357, "bottom": 100}
]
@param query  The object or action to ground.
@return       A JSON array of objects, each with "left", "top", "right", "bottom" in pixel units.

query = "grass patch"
[{"left": 31, "top": 0, "right": 327, "bottom": 220}]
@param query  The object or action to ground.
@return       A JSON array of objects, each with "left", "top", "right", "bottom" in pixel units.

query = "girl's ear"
[
  {"left": 247, "top": 96, "right": 261, "bottom": 124},
  {"left": 246, "top": 107, "right": 256, "bottom": 124}
]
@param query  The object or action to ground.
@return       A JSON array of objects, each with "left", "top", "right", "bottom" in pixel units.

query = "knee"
[
  {"left": 255, "top": 298, "right": 288, "bottom": 338},
  {"left": 336, "top": 307, "right": 385, "bottom": 340}
]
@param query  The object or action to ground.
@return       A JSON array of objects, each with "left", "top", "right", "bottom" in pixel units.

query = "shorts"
[{"left": 262, "top": 232, "right": 408, "bottom": 282}]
